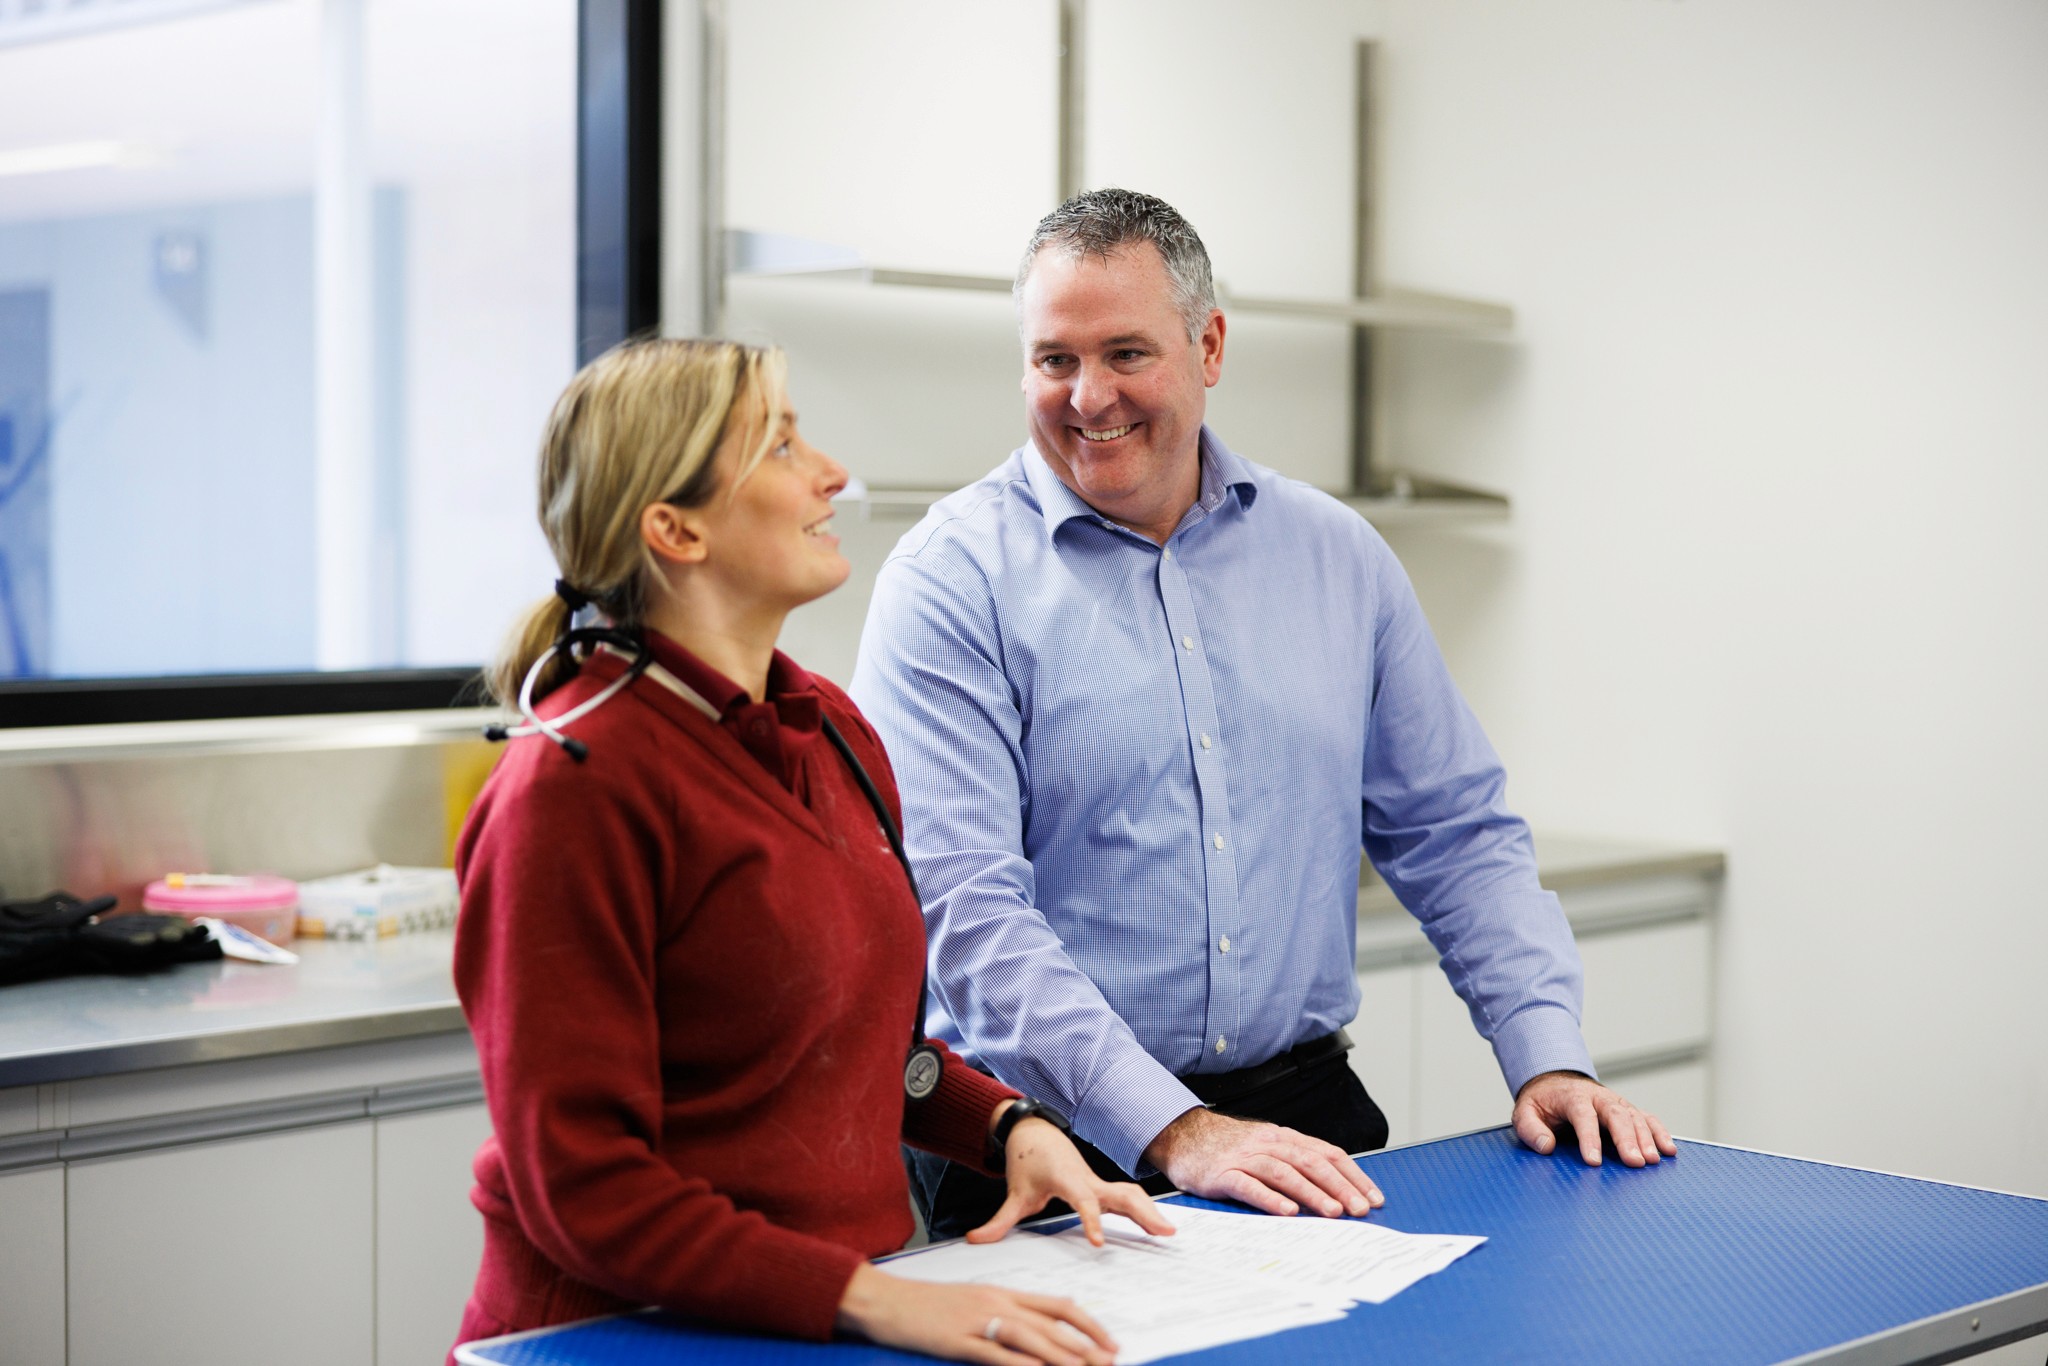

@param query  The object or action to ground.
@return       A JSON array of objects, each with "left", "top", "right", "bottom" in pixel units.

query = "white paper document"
[
  {"left": 1088, "top": 1203, "right": 1486, "bottom": 1306},
  {"left": 887, "top": 1205, "right": 1485, "bottom": 1364}
]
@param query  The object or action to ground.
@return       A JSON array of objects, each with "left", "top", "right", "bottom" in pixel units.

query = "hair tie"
[{"left": 554, "top": 578, "right": 592, "bottom": 613}]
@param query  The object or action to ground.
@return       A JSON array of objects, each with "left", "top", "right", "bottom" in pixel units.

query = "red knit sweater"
[{"left": 452, "top": 634, "right": 1016, "bottom": 1344}]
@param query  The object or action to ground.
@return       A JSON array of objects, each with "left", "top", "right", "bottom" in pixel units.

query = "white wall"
[
  {"left": 710, "top": 0, "right": 2048, "bottom": 1199},
  {"left": 1373, "top": 0, "right": 2048, "bottom": 1198}
]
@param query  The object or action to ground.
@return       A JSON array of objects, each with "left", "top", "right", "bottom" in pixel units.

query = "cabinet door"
[
  {"left": 1413, "top": 965, "right": 1513, "bottom": 1141},
  {"left": 0, "top": 1165, "right": 66, "bottom": 1366},
  {"left": 377, "top": 1102, "right": 493, "bottom": 1365},
  {"left": 1349, "top": 965, "right": 1416, "bottom": 1148},
  {"left": 67, "top": 1122, "right": 374, "bottom": 1366},
  {"left": 1578, "top": 920, "right": 1710, "bottom": 1061}
]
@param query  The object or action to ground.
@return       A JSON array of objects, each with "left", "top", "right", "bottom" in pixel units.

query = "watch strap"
[{"left": 988, "top": 1097, "right": 1071, "bottom": 1173}]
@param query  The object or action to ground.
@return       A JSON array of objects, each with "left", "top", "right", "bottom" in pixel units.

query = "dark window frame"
[{"left": 0, "top": 0, "right": 662, "bottom": 730}]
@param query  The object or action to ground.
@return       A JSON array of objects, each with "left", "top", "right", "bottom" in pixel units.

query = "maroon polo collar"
[{"left": 641, "top": 631, "right": 824, "bottom": 790}]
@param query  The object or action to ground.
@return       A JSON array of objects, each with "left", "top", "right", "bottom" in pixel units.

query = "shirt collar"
[
  {"left": 1021, "top": 425, "right": 1260, "bottom": 546},
  {"left": 642, "top": 630, "right": 821, "bottom": 732}
]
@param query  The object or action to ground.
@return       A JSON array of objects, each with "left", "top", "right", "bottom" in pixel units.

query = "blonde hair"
[{"left": 486, "top": 337, "right": 789, "bottom": 707}]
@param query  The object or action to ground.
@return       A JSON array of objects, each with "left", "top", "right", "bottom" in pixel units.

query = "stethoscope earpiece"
[{"left": 483, "top": 625, "right": 651, "bottom": 761}]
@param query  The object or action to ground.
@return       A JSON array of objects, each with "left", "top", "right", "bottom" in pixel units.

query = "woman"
[{"left": 451, "top": 338, "right": 1170, "bottom": 1366}]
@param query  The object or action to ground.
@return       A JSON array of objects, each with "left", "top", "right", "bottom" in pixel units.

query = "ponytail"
[{"left": 486, "top": 593, "right": 581, "bottom": 710}]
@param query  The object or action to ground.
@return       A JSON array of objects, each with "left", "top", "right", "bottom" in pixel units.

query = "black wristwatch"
[{"left": 987, "top": 1097, "right": 1072, "bottom": 1173}]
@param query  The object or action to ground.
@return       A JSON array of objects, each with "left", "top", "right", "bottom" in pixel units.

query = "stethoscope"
[{"left": 484, "top": 619, "right": 945, "bottom": 1104}]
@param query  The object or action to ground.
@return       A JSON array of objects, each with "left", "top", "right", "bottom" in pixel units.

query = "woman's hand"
[
  {"left": 968, "top": 1114, "right": 1178, "bottom": 1247},
  {"left": 836, "top": 1262, "right": 1118, "bottom": 1366}
]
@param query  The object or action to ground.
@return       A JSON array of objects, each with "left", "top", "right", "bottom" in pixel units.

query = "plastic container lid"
[{"left": 142, "top": 873, "right": 299, "bottom": 912}]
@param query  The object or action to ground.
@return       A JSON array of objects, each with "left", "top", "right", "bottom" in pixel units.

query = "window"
[{"left": 0, "top": 0, "right": 576, "bottom": 706}]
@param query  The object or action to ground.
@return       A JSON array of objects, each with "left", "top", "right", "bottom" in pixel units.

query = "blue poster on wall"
[{"left": 0, "top": 288, "right": 52, "bottom": 679}]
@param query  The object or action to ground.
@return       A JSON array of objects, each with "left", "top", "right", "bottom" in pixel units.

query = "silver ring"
[{"left": 983, "top": 1316, "right": 1004, "bottom": 1342}]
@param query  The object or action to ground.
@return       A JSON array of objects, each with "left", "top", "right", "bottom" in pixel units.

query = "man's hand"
[
  {"left": 1142, "top": 1108, "right": 1383, "bottom": 1218},
  {"left": 967, "top": 1115, "right": 1177, "bottom": 1247},
  {"left": 1512, "top": 1071, "right": 1678, "bottom": 1167}
]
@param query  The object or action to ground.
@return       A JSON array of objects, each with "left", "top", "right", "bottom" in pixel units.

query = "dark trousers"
[{"left": 908, "top": 1051, "right": 1389, "bottom": 1242}]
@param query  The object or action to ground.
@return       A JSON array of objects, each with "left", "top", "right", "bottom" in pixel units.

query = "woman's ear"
[{"left": 641, "top": 502, "right": 709, "bottom": 567}]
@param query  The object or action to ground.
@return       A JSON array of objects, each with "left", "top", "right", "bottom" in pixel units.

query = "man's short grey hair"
[{"left": 1014, "top": 188, "right": 1219, "bottom": 342}]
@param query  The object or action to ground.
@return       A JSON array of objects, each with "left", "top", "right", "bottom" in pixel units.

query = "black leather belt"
[{"left": 1181, "top": 1028, "right": 1352, "bottom": 1108}]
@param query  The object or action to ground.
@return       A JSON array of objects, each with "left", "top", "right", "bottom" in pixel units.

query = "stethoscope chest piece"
[{"left": 903, "top": 1042, "right": 944, "bottom": 1103}]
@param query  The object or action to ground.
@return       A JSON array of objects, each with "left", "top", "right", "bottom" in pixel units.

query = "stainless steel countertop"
[
  {"left": 0, "top": 929, "right": 465, "bottom": 1089},
  {"left": 2, "top": 833, "right": 1723, "bottom": 1090}
]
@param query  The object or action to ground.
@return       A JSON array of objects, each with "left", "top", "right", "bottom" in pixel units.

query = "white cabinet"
[
  {"left": 66, "top": 1123, "right": 376, "bottom": 1366},
  {"left": 1578, "top": 919, "right": 1711, "bottom": 1062},
  {"left": 0, "top": 1165, "right": 66, "bottom": 1366},
  {"left": 375, "top": 1102, "right": 492, "bottom": 1365},
  {"left": 1346, "top": 963, "right": 1415, "bottom": 1147},
  {"left": 4, "top": 1032, "right": 489, "bottom": 1366}
]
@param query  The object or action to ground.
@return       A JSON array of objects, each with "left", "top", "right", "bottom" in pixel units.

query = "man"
[{"left": 851, "top": 189, "right": 1675, "bottom": 1240}]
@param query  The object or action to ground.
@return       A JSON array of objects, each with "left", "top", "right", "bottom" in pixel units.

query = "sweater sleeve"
[
  {"left": 455, "top": 748, "right": 862, "bottom": 1341},
  {"left": 903, "top": 1039, "right": 1019, "bottom": 1173}
]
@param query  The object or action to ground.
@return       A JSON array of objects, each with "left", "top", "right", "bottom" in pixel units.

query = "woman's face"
[{"left": 696, "top": 397, "right": 852, "bottom": 614}]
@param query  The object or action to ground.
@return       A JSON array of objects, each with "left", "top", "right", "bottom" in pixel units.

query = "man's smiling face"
[{"left": 1018, "top": 243, "right": 1225, "bottom": 543}]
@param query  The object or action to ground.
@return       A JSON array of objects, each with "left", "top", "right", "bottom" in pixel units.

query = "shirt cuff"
[
  {"left": 1491, "top": 1003, "right": 1599, "bottom": 1098},
  {"left": 1071, "top": 1048, "right": 1203, "bottom": 1178}
]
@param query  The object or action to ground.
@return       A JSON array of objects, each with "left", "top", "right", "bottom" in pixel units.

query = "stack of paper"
[{"left": 888, "top": 1204, "right": 1485, "bottom": 1364}]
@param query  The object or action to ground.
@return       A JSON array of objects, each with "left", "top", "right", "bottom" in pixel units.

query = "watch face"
[{"left": 904, "top": 1047, "right": 942, "bottom": 1101}]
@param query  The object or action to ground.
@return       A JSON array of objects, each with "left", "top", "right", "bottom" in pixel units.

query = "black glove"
[{"left": 0, "top": 891, "right": 223, "bottom": 986}]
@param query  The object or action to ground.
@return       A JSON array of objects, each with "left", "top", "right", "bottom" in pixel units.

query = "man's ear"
[
  {"left": 641, "top": 502, "right": 709, "bottom": 567},
  {"left": 1199, "top": 309, "right": 1227, "bottom": 388}
]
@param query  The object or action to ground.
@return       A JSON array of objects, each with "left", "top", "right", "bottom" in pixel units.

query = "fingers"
[
  {"left": 1233, "top": 1147, "right": 1372, "bottom": 1217},
  {"left": 1213, "top": 1165, "right": 1302, "bottom": 1217},
  {"left": 1101, "top": 1183, "right": 1177, "bottom": 1237},
  {"left": 1567, "top": 1091, "right": 1604, "bottom": 1166},
  {"left": 1292, "top": 1149, "right": 1374, "bottom": 1216},
  {"left": 974, "top": 1293, "right": 1117, "bottom": 1366},
  {"left": 1015, "top": 1292, "right": 1117, "bottom": 1352},
  {"left": 985, "top": 1315, "right": 1105, "bottom": 1366},
  {"left": 1512, "top": 1092, "right": 1559, "bottom": 1155},
  {"left": 1317, "top": 1148, "right": 1384, "bottom": 1213},
  {"left": 1599, "top": 1094, "right": 1645, "bottom": 1167},
  {"left": 966, "top": 1192, "right": 1030, "bottom": 1245},
  {"left": 1071, "top": 1191, "right": 1106, "bottom": 1247},
  {"left": 1648, "top": 1109, "right": 1678, "bottom": 1156}
]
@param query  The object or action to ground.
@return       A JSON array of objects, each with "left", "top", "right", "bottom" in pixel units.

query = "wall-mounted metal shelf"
[
  {"left": 833, "top": 473, "right": 1507, "bottom": 528},
  {"left": 726, "top": 228, "right": 1515, "bottom": 339}
]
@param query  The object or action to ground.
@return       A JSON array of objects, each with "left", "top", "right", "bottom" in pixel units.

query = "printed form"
[{"left": 888, "top": 1205, "right": 1485, "bottom": 1364}]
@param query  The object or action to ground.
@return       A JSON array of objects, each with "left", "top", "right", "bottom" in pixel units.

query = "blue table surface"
[{"left": 460, "top": 1128, "right": 2048, "bottom": 1366}]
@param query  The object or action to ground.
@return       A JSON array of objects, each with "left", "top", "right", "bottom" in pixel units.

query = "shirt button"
[
  {"left": 1219, "top": 935, "right": 1231, "bottom": 954},
  {"left": 1215, "top": 1035, "right": 1228, "bottom": 1053},
  {"left": 1199, "top": 733, "right": 1212, "bottom": 750},
  {"left": 1212, "top": 833, "right": 1225, "bottom": 851},
  {"left": 1162, "top": 547, "right": 1172, "bottom": 560},
  {"left": 1181, "top": 635, "right": 1194, "bottom": 651}
]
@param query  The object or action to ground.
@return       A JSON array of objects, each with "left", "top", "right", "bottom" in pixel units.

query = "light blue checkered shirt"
[{"left": 851, "top": 429, "right": 1594, "bottom": 1174}]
